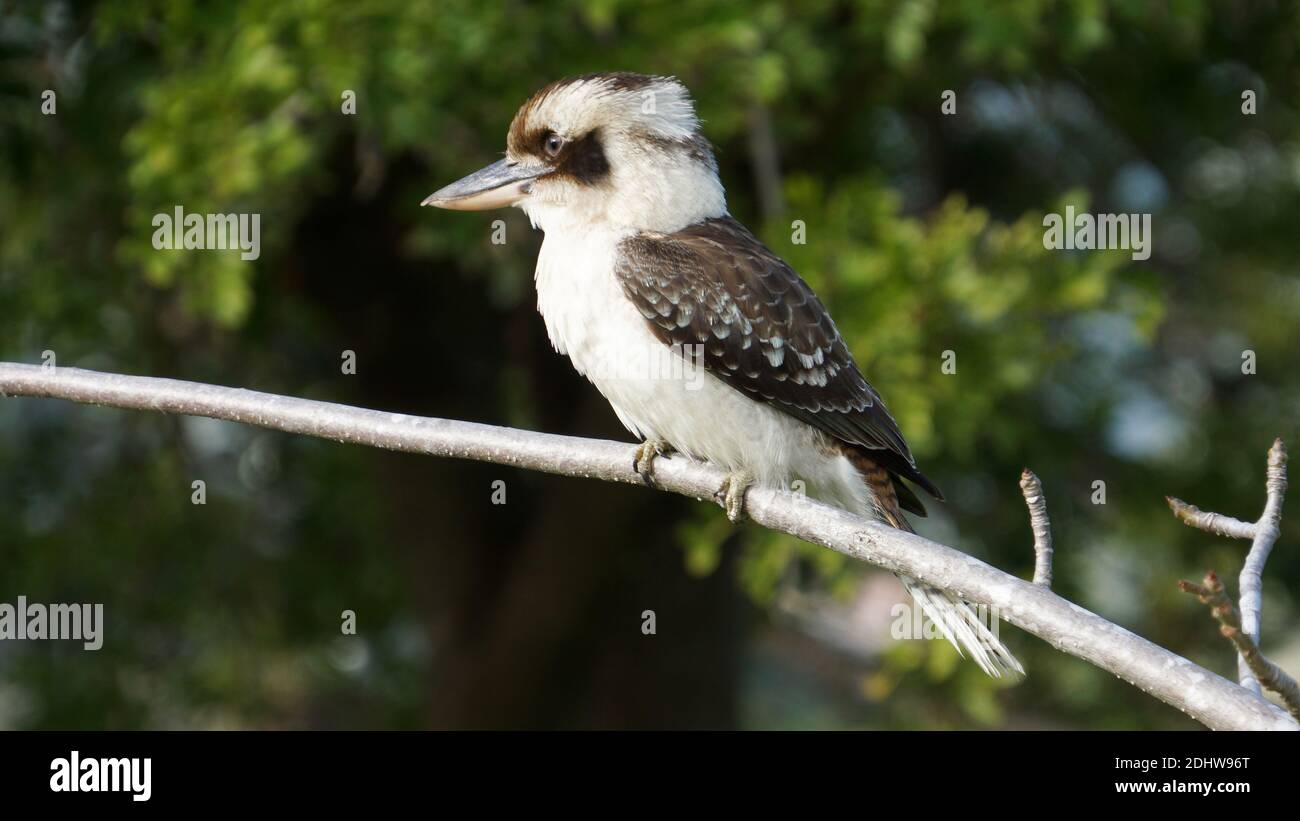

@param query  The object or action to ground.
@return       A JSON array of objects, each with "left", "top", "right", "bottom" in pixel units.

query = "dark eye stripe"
[
  {"left": 554, "top": 130, "right": 610, "bottom": 185},
  {"left": 509, "top": 126, "right": 612, "bottom": 186}
]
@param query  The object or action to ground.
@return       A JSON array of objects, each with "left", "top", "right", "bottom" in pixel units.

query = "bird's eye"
[{"left": 544, "top": 133, "right": 565, "bottom": 158}]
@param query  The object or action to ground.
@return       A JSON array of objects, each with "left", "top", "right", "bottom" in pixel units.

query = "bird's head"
[{"left": 423, "top": 73, "right": 725, "bottom": 233}]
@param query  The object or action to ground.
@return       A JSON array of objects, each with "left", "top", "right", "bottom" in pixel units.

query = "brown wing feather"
[{"left": 615, "top": 216, "right": 941, "bottom": 510}]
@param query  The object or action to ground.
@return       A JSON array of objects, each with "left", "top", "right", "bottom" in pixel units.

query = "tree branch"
[
  {"left": 1, "top": 362, "right": 1295, "bottom": 731},
  {"left": 1168, "top": 439, "right": 1288, "bottom": 692},
  {"left": 1240, "top": 439, "right": 1288, "bottom": 690},
  {"left": 1166, "top": 497, "right": 1256, "bottom": 540},
  {"left": 1019, "top": 469, "right": 1054, "bottom": 587},
  {"left": 1179, "top": 571, "right": 1300, "bottom": 721}
]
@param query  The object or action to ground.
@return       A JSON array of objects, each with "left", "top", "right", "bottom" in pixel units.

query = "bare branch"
[
  {"left": 1166, "top": 496, "right": 1256, "bottom": 540},
  {"left": 1179, "top": 571, "right": 1300, "bottom": 721},
  {"left": 1019, "top": 469, "right": 1054, "bottom": 587},
  {"left": 1168, "top": 440, "right": 1290, "bottom": 693},
  {"left": 1238, "top": 439, "right": 1288, "bottom": 691},
  {"left": 1, "top": 362, "right": 1296, "bottom": 731}
]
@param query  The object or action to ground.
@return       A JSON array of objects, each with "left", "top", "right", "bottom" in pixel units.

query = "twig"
[
  {"left": 0, "top": 362, "right": 1295, "bottom": 731},
  {"left": 1166, "top": 497, "right": 1256, "bottom": 540},
  {"left": 1168, "top": 439, "right": 1289, "bottom": 692},
  {"left": 1019, "top": 469, "right": 1054, "bottom": 587},
  {"left": 1239, "top": 439, "right": 1288, "bottom": 691},
  {"left": 1179, "top": 571, "right": 1300, "bottom": 721}
]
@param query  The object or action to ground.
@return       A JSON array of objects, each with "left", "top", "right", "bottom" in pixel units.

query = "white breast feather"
[{"left": 533, "top": 224, "right": 873, "bottom": 515}]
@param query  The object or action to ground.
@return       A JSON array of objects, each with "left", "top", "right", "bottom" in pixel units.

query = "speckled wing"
[{"left": 614, "top": 216, "right": 941, "bottom": 509}]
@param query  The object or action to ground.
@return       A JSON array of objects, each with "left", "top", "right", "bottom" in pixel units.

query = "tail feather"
[
  {"left": 845, "top": 447, "right": 1024, "bottom": 678},
  {"left": 896, "top": 575, "right": 1024, "bottom": 677}
]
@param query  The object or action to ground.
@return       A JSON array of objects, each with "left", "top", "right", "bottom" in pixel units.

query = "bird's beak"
[{"left": 421, "top": 158, "right": 548, "bottom": 211}]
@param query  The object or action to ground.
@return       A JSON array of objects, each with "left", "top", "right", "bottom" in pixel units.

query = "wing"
[{"left": 614, "top": 216, "right": 942, "bottom": 507}]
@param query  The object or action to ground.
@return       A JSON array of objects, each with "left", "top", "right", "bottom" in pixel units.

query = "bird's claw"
[
  {"left": 633, "top": 439, "right": 673, "bottom": 486},
  {"left": 715, "top": 470, "right": 754, "bottom": 523}
]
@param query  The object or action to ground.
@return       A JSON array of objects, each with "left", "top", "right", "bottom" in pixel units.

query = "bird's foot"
[
  {"left": 633, "top": 439, "right": 673, "bottom": 486},
  {"left": 714, "top": 469, "right": 755, "bottom": 523}
]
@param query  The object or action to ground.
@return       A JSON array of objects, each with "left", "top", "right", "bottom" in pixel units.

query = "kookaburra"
[{"left": 424, "top": 73, "right": 1021, "bottom": 677}]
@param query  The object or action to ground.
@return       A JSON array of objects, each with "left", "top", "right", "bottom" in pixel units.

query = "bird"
[{"left": 422, "top": 72, "right": 1022, "bottom": 677}]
